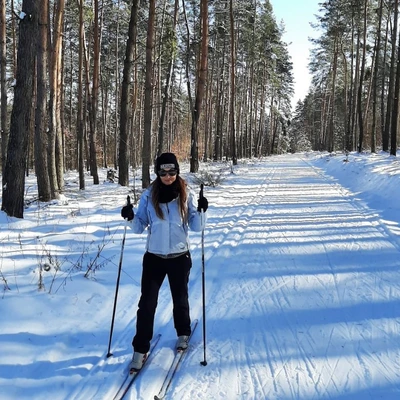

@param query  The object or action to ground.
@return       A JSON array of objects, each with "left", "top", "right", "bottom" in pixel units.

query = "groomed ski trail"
[
  {"left": 70, "top": 154, "right": 400, "bottom": 400},
  {"left": 177, "top": 155, "right": 400, "bottom": 400}
]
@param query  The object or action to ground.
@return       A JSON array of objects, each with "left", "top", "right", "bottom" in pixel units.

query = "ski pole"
[
  {"left": 199, "top": 184, "right": 207, "bottom": 366},
  {"left": 106, "top": 195, "right": 130, "bottom": 358}
]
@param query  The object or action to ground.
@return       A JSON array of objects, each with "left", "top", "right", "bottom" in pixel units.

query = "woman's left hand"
[{"left": 197, "top": 197, "right": 208, "bottom": 212}]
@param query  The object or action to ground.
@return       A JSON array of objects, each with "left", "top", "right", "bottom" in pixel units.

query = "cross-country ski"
[
  {"left": 154, "top": 319, "right": 199, "bottom": 400},
  {"left": 112, "top": 333, "right": 161, "bottom": 400}
]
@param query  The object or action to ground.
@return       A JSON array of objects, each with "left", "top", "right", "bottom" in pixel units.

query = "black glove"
[
  {"left": 121, "top": 203, "right": 134, "bottom": 221},
  {"left": 197, "top": 196, "right": 208, "bottom": 212}
]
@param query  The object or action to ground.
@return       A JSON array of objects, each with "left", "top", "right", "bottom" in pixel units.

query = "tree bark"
[
  {"left": 118, "top": 0, "right": 139, "bottom": 186},
  {"left": 0, "top": 0, "right": 7, "bottom": 181},
  {"left": 35, "top": 0, "right": 52, "bottom": 202},
  {"left": 77, "top": 0, "right": 85, "bottom": 190},
  {"left": 390, "top": 0, "right": 400, "bottom": 156},
  {"left": 328, "top": 36, "right": 338, "bottom": 153},
  {"left": 229, "top": 0, "right": 237, "bottom": 165},
  {"left": 2, "top": 0, "right": 37, "bottom": 217},
  {"left": 49, "top": 0, "right": 65, "bottom": 195},
  {"left": 357, "top": 0, "right": 368, "bottom": 153},
  {"left": 142, "top": 0, "right": 155, "bottom": 188},
  {"left": 11, "top": 0, "right": 17, "bottom": 78},
  {"left": 383, "top": 0, "right": 398, "bottom": 151},
  {"left": 371, "top": 0, "right": 383, "bottom": 154},
  {"left": 157, "top": 0, "right": 179, "bottom": 156},
  {"left": 89, "top": 0, "right": 100, "bottom": 184},
  {"left": 190, "top": 0, "right": 208, "bottom": 172}
]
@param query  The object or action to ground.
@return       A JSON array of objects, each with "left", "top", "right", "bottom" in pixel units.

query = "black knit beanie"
[{"left": 155, "top": 152, "right": 180, "bottom": 176}]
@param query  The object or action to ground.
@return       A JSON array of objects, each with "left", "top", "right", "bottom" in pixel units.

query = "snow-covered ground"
[{"left": 1, "top": 151, "right": 400, "bottom": 400}]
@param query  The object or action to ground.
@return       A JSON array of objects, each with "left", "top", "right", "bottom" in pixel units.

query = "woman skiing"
[{"left": 121, "top": 152, "right": 208, "bottom": 372}]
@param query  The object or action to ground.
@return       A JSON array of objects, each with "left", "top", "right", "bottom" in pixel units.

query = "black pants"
[{"left": 132, "top": 251, "right": 192, "bottom": 353}]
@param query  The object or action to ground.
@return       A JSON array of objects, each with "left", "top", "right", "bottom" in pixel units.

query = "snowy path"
[
  {"left": 148, "top": 155, "right": 400, "bottom": 400},
  {"left": 2, "top": 154, "right": 400, "bottom": 400}
]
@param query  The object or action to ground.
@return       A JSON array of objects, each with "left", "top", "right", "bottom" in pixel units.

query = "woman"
[{"left": 121, "top": 152, "right": 208, "bottom": 372}]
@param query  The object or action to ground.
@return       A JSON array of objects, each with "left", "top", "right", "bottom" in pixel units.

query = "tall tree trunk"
[
  {"left": 357, "top": 0, "right": 368, "bottom": 153},
  {"left": 341, "top": 43, "right": 349, "bottom": 151},
  {"left": 229, "top": 0, "right": 237, "bottom": 165},
  {"left": 0, "top": 0, "right": 7, "bottom": 180},
  {"left": 114, "top": 0, "right": 121, "bottom": 170},
  {"left": 328, "top": 36, "right": 339, "bottom": 153},
  {"left": 118, "top": 0, "right": 139, "bottom": 186},
  {"left": 2, "top": 0, "right": 37, "bottom": 217},
  {"left": 35, "top": 0, "right": 52, "bottom": 202},
  {"left": 390, "top": 2, "right": 400, "bottom": 156},
  {"left": 78, "top": 3, "right": 95, "bottom": 178},
  {"left": 142, "top": 0, "right": 155, "bottom": 188},
  {"left": 11, "top": 0, "right": 17, "bottom": 78},
  {"left": 352, "top": 28, "right": 361, "bottom": 151},
  {"left": 383, "top": 0, "right": 398, "bottom": 151},
  {"left": 46, "top": 0, "right": 59, "bottom": 200},
  {"left": 49, "top": 0, "right": 65, "bottom": 195},
  {"left": 371, "top": 0, "right": 383, "bottom": 154},
  {"left": 89, "top": 0, "right": 100, "bottom": 184},
  {"left": 157, "top": 0, "right": 179, "bottom": 156},
  {"left": 190, "top": 0, "right": 208, "bottom": 172},
  {"left": 346, "top": 12, "right": 355, "bottom": 152},
  {"left": 204, "top": 46, "right": 214, "bottom": 161},
  {"left": 248, "top": 1, "right": 256, "bottom": 158},
  {"left": 77, "top": 0, "right": 85, "bottom": 190},
  {"left": 381, "top": 14, "right": 390, "bottom": 149},
  {"left": 182, "top": 0, "right": 194, "bottom": 118},
  {"left": 214, "top": 52, "right": 225, "bottom": 161}
]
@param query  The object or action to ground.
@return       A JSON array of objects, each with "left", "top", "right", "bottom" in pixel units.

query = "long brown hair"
[{"left": 151, "top": 175, "right": 188, "bottom": 221}]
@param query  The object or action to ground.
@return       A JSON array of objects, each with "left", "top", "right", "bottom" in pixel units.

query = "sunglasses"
[{"left": 159, "top": 169, "right": 178, "bottom": 177}]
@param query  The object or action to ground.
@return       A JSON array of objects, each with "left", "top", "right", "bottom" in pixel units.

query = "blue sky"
[{"left": 270, "top": 0, "right": 321, "bottom": 107}]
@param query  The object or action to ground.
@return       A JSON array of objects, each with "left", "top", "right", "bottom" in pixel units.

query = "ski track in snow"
[
  {"left": 2, "top": 155, "right": 400, "bottom": 399},
  {"left": 175, "top": 155, "right": 400, "bottom": 400}
]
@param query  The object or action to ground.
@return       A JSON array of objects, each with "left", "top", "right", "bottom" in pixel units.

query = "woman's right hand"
[{"left": 121, "top": 204, "right": 134, "bottom": 221}]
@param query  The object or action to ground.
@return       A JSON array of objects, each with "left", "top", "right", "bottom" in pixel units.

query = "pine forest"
[{"left": 0, "top": 0, "right": 399, "bottom": 218}]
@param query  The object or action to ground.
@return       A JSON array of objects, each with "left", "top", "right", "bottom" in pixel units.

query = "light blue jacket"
[{"left": 129, "top": 186, "right": 205, "bottom": 256}]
